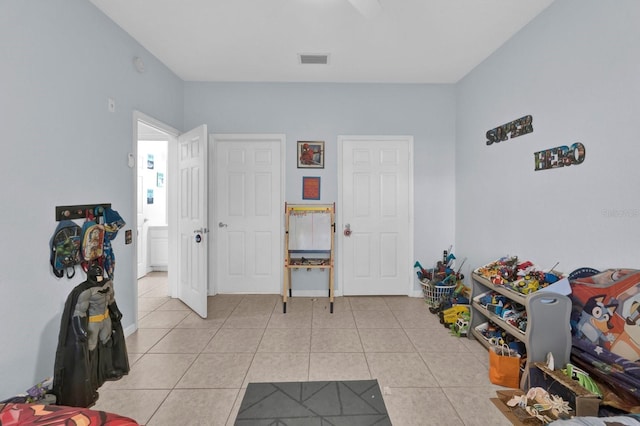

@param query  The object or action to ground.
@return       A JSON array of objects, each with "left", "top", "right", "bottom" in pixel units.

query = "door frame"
[
  {"left": 132, "top": 111, "right": 180, "bottom": 327},
  {"left": 336, "top": 135, "right": 415, "bottom": 297},
  {"left": 209, "top": 133, "right": 286, "bottom": 295}
]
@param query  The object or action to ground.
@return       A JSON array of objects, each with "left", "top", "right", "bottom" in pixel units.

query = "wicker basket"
[{"left": 421, "top": 280, "right": 456, "bottom": 307}]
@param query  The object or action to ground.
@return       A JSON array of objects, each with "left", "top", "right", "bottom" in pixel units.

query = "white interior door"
[
  {"left": 339, "top": 136, "right": 413, "bottom": 296},
  {"left": 177, "top": 125, "right": 208, "bottom": 317},
  {"left": 213, "top": 134, "right": 284, "bottom": 294}
]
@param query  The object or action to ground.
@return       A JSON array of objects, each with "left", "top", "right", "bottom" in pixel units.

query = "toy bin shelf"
[{"left": 469, "top": 272, "right": 572, "bottom": 390}]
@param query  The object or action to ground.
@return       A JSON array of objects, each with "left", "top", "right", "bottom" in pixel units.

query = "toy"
[
  {"left": 413, "top": 261, "right": 429, "bottom": 281},
  {"left": 562, "top": 364, "right": 602, "bottom": 397},
  {"left": 428, "top": 297, "right": 453, "bottom": 314},
  {"left": 475, "top": 256, "right": 519, "bottom": 284},
  {"left": 417, "top": 247, "right": 468, "bottom": 309},
  {"left": 53, "top": 265, "right": 129, "bottom": 407},
  {"left": 451, "top": 312, "right": 470, "bottom": 337},
  {"left": 478, "top": 292, "right": 507, "bottom": 308},
  {"left": 513, "top": 275, "right": 540, "bottom": 294},
  {"left": 479, "top": 321, "right": 509, "bottom": 344},
  {"left": 439, "top": 305, "right": 470, "bottom": 327},
  {"left": 428, "top": 284, "right": 471, "bottom": 315}
]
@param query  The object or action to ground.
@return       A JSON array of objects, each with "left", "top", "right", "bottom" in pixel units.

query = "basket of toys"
[
  {"left": 421, "top": 280, "right": 457, "bottom": 307},
  {"left": 415, "top": 246, "right": 469, "bottom": 308}
]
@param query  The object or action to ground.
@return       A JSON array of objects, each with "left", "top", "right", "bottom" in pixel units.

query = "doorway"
[
  {"left": 133, "top": 112, "right": 181, "bottom": 324},
  {"left": 136, "top": 121, "right": 170, "bottom": 279},
  {"left": 133, "top": 113, "right": 210, "bottom": 322}
]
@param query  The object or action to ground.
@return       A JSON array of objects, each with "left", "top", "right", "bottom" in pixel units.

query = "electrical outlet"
[{"left": 108, "top": 98, "right": 115, "bottom": 112}]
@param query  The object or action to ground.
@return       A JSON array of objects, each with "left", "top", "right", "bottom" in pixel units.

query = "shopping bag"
[{"left": 489, "top": 344, "right": 522, "bottom": 388}]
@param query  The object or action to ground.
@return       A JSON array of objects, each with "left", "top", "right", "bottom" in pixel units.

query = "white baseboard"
[{"left": 123, "top": 323, "right": 137, "bottom": 338}]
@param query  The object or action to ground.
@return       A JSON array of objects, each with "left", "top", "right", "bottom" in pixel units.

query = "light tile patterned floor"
[{"left": 93, "top": 272, "right": 512, "bottom": 425}]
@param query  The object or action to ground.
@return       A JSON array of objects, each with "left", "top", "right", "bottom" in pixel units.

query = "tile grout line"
[{"left": 129, "top": 277, "right": 506, "bottom": 425}]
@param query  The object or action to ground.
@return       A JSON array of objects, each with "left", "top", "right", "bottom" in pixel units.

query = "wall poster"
[{"left": 302, "top": 176, "right": 321, "bottom": 200}]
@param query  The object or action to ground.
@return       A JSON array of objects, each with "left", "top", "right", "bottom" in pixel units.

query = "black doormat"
[{"left": 235, "top": 379, "right": 392, "bottom": 425}]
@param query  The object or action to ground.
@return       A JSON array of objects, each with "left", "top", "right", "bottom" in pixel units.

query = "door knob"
[
  {"left": 218, "top": 222, "right": 228, "bottom": 228},
  {"left": 344, "top": 223, "right": 352, "bottom": 237}
]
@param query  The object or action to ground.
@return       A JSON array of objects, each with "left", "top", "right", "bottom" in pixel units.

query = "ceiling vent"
[{"left": 299, "top": 54, "right": 329, "bottom": 65}]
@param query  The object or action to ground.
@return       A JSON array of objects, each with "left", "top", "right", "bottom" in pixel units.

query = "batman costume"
[{"left": 53, "top": 265, "right": 129, "bottom": 407}]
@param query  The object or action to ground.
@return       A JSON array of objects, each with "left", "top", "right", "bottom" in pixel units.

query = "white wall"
[
  {"left": 138, "top": 140, "right": 168, "bottom": 226},
  {"left": 455, "top": 0, "right": 640, "bottom": 278},
  {"left": 184, "top": 83, "right": 458, "bottom": 293},
  {"left": 0, "top": 0, "right": 184, "bottom": 397}
]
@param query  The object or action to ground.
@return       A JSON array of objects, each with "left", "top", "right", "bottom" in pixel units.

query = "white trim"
[
  {"left": 209, "top": 133, "right": 286, "bottom": 295},
  {"left": 337, "top": 135, "right": 415, "bottom": 297},
  {"left": 133, "top": 111, "right": 179, "bottom": 137},
  {"left": 123, "top": 323, "right": 137, "bottom": 338}
]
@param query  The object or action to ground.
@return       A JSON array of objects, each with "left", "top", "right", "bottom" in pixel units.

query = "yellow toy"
[
  {"left": 439, "top": 305, "right": 470, "bottom": 326},
  {"left": 514, "top": 275, "right": 539, "bottom": 294}
]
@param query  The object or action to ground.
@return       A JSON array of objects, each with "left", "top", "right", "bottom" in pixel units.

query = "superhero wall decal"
[
  {"left": 485, "top": 115, "right": 533, "bottom": 146},
  {"left": 484, "top": 114, "right": 586, "bottom": 172},
  {"left": 533, "top": 142, "right": 586, "bottom": 171}
]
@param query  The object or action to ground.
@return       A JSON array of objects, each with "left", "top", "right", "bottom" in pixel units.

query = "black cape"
[{"left": 52, "top": 280, "right": 129, "bottom": 407}]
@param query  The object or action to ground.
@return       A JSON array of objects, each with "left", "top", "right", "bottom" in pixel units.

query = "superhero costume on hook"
[{"left": 53, "top": 265, "right": 129, "bottom": 407}]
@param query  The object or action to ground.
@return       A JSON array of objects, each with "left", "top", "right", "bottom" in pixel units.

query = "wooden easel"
[{"left": 283, "top": 203, "right": 335, "bottom": 313}]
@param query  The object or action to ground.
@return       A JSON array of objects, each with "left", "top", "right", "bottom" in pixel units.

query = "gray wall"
[
  {"left": 455, "top": 0, "right": 640, "bottom": 278},
  {"left": 184, "top": 82, "right": 457, "bottom": 294},
  {"left": 0, "top": 0, "right": 184, "bottom": 396}
]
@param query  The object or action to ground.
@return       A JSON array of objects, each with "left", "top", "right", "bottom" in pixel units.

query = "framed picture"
[
  {"left": 297, "top": 141, "right": 324, "bottom": 168},
  {"left": 156, "top": 172, "right": 164, "bottom": 187},
  {"left": 302, "top": 176, "right": 321, "bottom": 200}
]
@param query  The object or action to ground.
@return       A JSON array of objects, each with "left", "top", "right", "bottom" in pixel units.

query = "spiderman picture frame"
[{"left": 297, "top": 141, "right": 324, "bottom": 168}]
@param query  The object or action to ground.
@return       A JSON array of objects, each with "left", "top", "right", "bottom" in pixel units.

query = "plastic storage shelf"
[{"left": 469, "top": 272, "right": 572, "bottom": 389}]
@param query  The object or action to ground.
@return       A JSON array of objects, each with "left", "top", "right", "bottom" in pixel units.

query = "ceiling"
[{"left": 89, "top": 0, "right": 555, "bottom": 84}]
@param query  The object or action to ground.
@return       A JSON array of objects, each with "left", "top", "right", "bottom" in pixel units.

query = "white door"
[
  {"left": 136, "top": 175, "right": 147, "bottom": 279},
  {"left": 177, "top": 125, "right": 208, "bottom": 317},
  {"left": 339, "top": 136, "right": 413, "bottom": 296},
  {"left": 213, "top": 134, "right": 284, "bottom": 294}
]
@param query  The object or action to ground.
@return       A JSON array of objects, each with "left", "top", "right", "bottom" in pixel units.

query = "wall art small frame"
[
  {"left": 302, "top": 176, "right": 321, "bottom": 200},
  {"left": 297, "top": 141, "right": 325, "bottom": 168}
]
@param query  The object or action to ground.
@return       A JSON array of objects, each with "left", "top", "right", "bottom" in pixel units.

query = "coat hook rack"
[{"left": 55, "top": 203, "right": 112, "bottom": 221}]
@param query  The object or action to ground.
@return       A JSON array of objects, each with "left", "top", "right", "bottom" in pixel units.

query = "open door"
[{"left": 177, "top": 125, "right": 208, "bottom": 318}]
